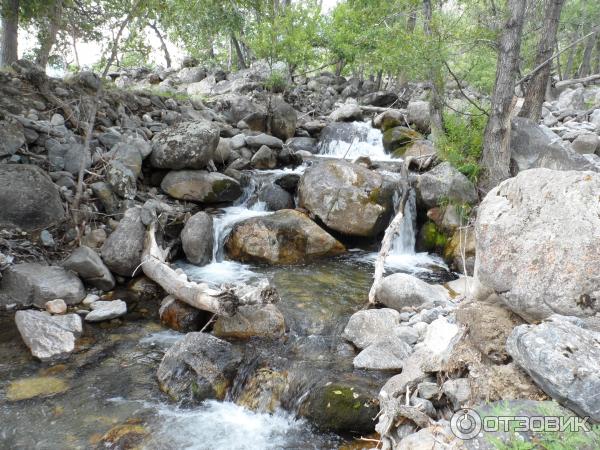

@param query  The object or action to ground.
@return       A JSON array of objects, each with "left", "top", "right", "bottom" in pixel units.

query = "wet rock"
[
  {"left": 270, "top": 101, "right": 297, "bottom": 141},
  {"left": 361, "top": 91, "right": 398, "bottom": 107},
  {"left": 0, "top": 118, "right": 25, "bottom": 157},
  {"left": 0, "top": 164, "right": 65, "bottom": 231},
  {"left": 465, "top": 400, "right": 600, "bottom": 450},
  {"left": 274, "top": 173, "right": 300, "bottom": 192},
  {"left": 417, "top": 162, "right": 478, "bottom": 208},
  {"left": 97, "top": 418, "right": 149, "bottom": 450},
  {"left": 510, "top": 117, "right": 598, "bottom": 172},
  {"left": 237, "top": 368, "right": 287, "bottom": 413},
  {"left": 245, "top": 133, "right": 284, "bottom": 149},
  {"left": 150, "top": 121, "right": 220, "bottom": 169},
  {"left": 257, "top": 184, "right": 293, "bottom": 211},
  {"left": 161, "top": 170, "right": 242, "bottom": 203},
  {"left": 6, "top": 376, "right": 69, "bottom": 401},
  {"left": 157, "top": 332, "right": 242, "bottom": 403},
  {"left": 181, "top": 212, "right": 214, "bottom": 265},
  {"left": 372, "top": 109, "right": 405, "bottom": 131},
  {"left": 45, "top": 299, "right": 67, "bottom": 315},
  {"left": 443, "top": 226, "right": 476, "bottom": 274},
  {"left": 226, "top": 209, "right": 345, "bottom": 264},
  {"left": 251, "top": 145, "right": 277, "bottom": 169},
  {"left": 84, "top": 300, "right": 127, "bottom": 322},
  {"left": 342, "top": 308, "right": 401, "bottom": 349},
  {"left": 0, "top": 263, "right": 85, "bottom": 307},
  {"left": 285, "top": 137, "right": 317, "bottom": 154},
  {"left": 507, "top": 315, "right": 600, "bottom": 421},
  {"left": 382, "top": 126, "right": 422, "bottom": 156},
  {"left": 328, "top": 103, "right": 363, "bottom": 122},
  {"left": 300, "top": 383, "right": 379, "bottom": 433},
  {"left": 63, "top": 246, "right": 116, "bottom": 291},
  {"left": 213, "top": 304, "right": 285, "bottom": 340},
  {"left": 442, "top": 378, "right": 471, "bottom": 410},
  {"left": 407, "top": 100, "right": 431, "bottom": 133},
  {"left": 353, "top": 337, "right": 413, "bottom": 370},
  {"left": 159, "top": 295, "right": 209, "bottom": 332},
  {"left": 101, "top": 207, "right": 145, "bottom": 277},
  {"left": 375, "top": 273, "right": 450, "bottom": 313},
  {"left": 15, "top": 310, "right": 82, "bottom": 361},
  {"left": 298, "top": 159, "right": 396, "bottom": 237},
  {"left": 475, "top": 168, "right": 600, "bottom": 323}
]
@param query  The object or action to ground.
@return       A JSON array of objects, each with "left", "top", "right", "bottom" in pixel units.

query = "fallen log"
[
  {"left": 554, "top": 73, "right": 600, "bottom": 89},
  {"left": 368, "top": 158, "right": 412, "bottom": 304},
  {"left": 141, "top": 222, "right": 278, "bottom": 316},
  {"left": 359, "top": 105, "right": 408, "bottom": 114}
]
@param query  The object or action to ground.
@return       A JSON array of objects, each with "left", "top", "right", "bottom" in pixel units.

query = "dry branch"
[
  {"left": 141, "top": 222, "right": 278, "bottom": 316},
  {"left": 554, "top": 73, "right": 600, "bottom": 89}
]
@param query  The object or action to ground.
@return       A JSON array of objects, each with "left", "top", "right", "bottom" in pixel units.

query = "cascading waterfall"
[{"left": 317, "top": 121, "right": 393, "bottom": 160}]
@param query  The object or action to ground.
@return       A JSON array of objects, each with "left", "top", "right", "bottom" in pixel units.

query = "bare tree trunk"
[
  {"left": 423, "top": 0, "right": 444, "bottom": 143},
  {"left": 1, "top": 0, "right": 19, "bottom": 67},
  {"left": 148, "top": 21, "right": 171, "bottom": 68},
  {"left": 101, "top": 5, "right": 138, "bottom": 78},
  {"left": 376, "top": 69, "right": 383, "bottom": 90},
  {"left": 407, "top": 10, "right": 417, "bottom": 33},
  {"left": 555, "top": 42, "right": 563, "bottom": 80},
  {"left": 480, "top": 0, "right": 527, "bottom": 192},
  {"left": 71, "top": 31, "right": 80, "bottom": 68},
  {"left": 519, "top": 0, "right": 565, "bottom": 121},
  {"left": 231, "top": 33, "right": 247, "bottom": 69},
  {"left": 35, "top": 0, "right": 63, "bottom": 69},
  {"left": 595, "top": 35, "right": 600, "bottom": 74},
  {"left": 578, "top": 34, "right": 596, "bottom": 77}
]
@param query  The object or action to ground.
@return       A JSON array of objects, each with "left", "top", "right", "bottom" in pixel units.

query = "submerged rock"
[
  {"left": 181, "top": 212, "right": 214, "bottom": 265},
  {"left": 298, "top": 160, "right": 396, "bottom": 237},
  {"left": 150, "top": 120, "right": 220, "bottom": 169},
  {"left": 213, "top": 304, "right": 285, "bottom": 340},
  {"left": 6, "top": 376, "right": 69, "bottom": 401},
  {"left": 15, "top": 310, "right": 82, "bottom": 361},
  {"left": 225, "top": 209, "right": 345, "bottom": 264},
  {"left": 0, "top": 263, "right": 85, "bottom": 307},
  {"left": 507, "top": 315, "right": 600, "bottom": 422},
  {"left": 157, "top": 332, "right": 242, "bottom": 403},
  {"left": 375, "top": 273, "right": 449, "bottom": 313},
  {"left": 84, "top": 300, "right": 127, "bottom": 322},
  {"left": 0, "top": 164, "right": 65, "bottom": 231},
  {"left": 475, "top": 168, "right": 600, "bottom": 323},
  {"left": 161, "top": 170, "right": 242, "bottom": 203}
]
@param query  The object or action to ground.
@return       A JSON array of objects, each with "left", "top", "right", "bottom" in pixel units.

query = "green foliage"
[
  {"left": 264, "top": 70, "right": 287, "bottom": 93},
  {"left": 438, "top": 110, "right": 486, "bottom": 182}
]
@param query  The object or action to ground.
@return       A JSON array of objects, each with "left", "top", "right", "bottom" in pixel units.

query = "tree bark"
[
  {"left": 595, "top": 35, "right": 600, "bottom": 75},
  {"left": 101, "top": 5, "right": 138, "bottom": 78},
  {"left": 1, "top": 0, "right": 19, "bottom": 67},
  {"left": 519, "top": 0, "right": 565, "bottom": 121},
  {"left": 479, "top": 0, "right": 526, "bottom": 192},
  {"left": 577, "top": 34, "right": 596, "bottom": 77},
  {"left": 231, "top": 33, "right": 247, "bottom": 69},
  {"left": 148, "top": 21, "right": 171, "bottom": 68},
  {"left": 423, "top": 0, "right": 444, "bottom": 143},
  {"left": 35, "top": 0, "right": 64, "bottom": 69}
]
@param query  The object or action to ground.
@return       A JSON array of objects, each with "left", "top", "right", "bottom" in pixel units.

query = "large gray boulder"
[
  {"left": 328, "top": 104, "right": 363, "bottom": 122},
  {"left": 416, "top": 162, "right": 478, "bottom": 208},
  {"left": 157, "top": 332, "right": 242, "bottom": 403},
  {"left": 407, "top": 100, "right": 431, "bottom": 133},
  {"left": 63, "top": 246, "right": 115, "bottom": 291},
  {"left": 270, "top": 101, "right": 297, "bottom": 141},
  {"left": 0, "top": 263, "right": 85, "bottom": 307},
  {"left": 507, "top": 315, "right": 600, "bottom": 422},
  {"left": 213, "top": 304, "right": 285, "bottom": 340},
  {"left": 342, "top": 308, "right": 401, "bottom": 349},
  {"left": 0, "top": 118, "right": 25, "bottom": 157},
  {"left": 475, "top": 169, "right": 600, "bottom": 323},
  {"left": 15, "top": 310, "right": 82, "bottom": 361},
  {"left": 298, "top": 160, "right": 396, "bottom": 237},
  {"left": 100, "top": 207, "right": 145, "bottom": 277},
  {"left": 510, "top": 117, "right": 598, "bottom": 172},
  {"left": 161, "top": 170, "right": 242, "bottom": 203},
  {"left": 225, "top": 209, "right": 345, "bottom": 265},
  {"left": 375, "top": 273, "right": 450, "bottom": 312},
  {"left": 150, "top": 121, "right": 220, "bottom": 169},
  {"left": 181, "top": 212, "right": 214, "bottom": 265},
  {"left": 353, "top": 337, "right": 412, "bottom": 370},
  {"left": 0, "top": 164, "right": 65, "bottom": 231}
]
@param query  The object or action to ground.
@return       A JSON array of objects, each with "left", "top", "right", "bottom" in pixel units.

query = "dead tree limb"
[
  {"left": 141, "top": 222, "right": 278, "bottom": 316},
  {"left": 553, "top": 73, "right": 600, "bottom": 89},
  {"left": 368, "top": 157, "right": 412, "bottom": 304}
]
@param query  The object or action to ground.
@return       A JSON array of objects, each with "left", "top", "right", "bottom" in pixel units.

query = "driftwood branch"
[
  {"left": 359, "top": 105, "right": 407, "bottom": 114},
  {"left": 141, "top": 222, "right": 278, "bottom": 316},
  {"left": 368, "top": 157, "right": 412, "bottom": 304},
  {"left": 553, "top": 73, "right": 600, "bottom": 89}
]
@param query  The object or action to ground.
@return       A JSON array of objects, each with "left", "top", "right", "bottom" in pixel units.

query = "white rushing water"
[{"left": 317, "top": 121, "right": 393, "bottom": 160}]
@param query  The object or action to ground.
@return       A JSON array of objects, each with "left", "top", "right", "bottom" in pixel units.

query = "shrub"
[{"left": 264, "top": 71, "right": 287, "bottom": 93}]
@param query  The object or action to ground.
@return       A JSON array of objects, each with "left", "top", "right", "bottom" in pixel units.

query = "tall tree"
[
  {"left": 480, "top": 0, "right": 527, "bottom": 192},
  {"left": 35, "top": 0, "right": 64, "bottom": 68},
  {"left": 1, "top": 0, "right": 19, "bottom": 67},
  {"left": 423, "top": 0, "right": 444, "bottom": 143},
  {"left": 519, "top": 0, "right": 566, "bottom": 121}
]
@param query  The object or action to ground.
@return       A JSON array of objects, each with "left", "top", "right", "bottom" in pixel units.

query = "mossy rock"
[
  {"left": 382, "top": 126, "right": 422, "bottom": 155},
  {"left": 299, "top": 383, "right": 379, "bottom": 434},
  {"left": 97, "top": 418, "right": 149, "bottom": 450},
  {"left": 418, "top": 221, "right": 448, "bottom": 252},
  {"left": 6, "top": 376, "right": 69, "bottom": 401}
]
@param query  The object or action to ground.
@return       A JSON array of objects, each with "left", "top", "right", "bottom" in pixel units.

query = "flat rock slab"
[
  {"left": 507, "top": 315, "right": 600, "bottom": 422},
  {"left": 353, "top": 337, "right": 413, "bottom": 370},
  {"left": 342, "top": 308, "right": 401, "bottom": 349},
  {"left": 85, "top": 300, "right": 127, "bottom": 322},
  {"left": 15, "top": 310, "right": 82, "bottom": 361}
]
